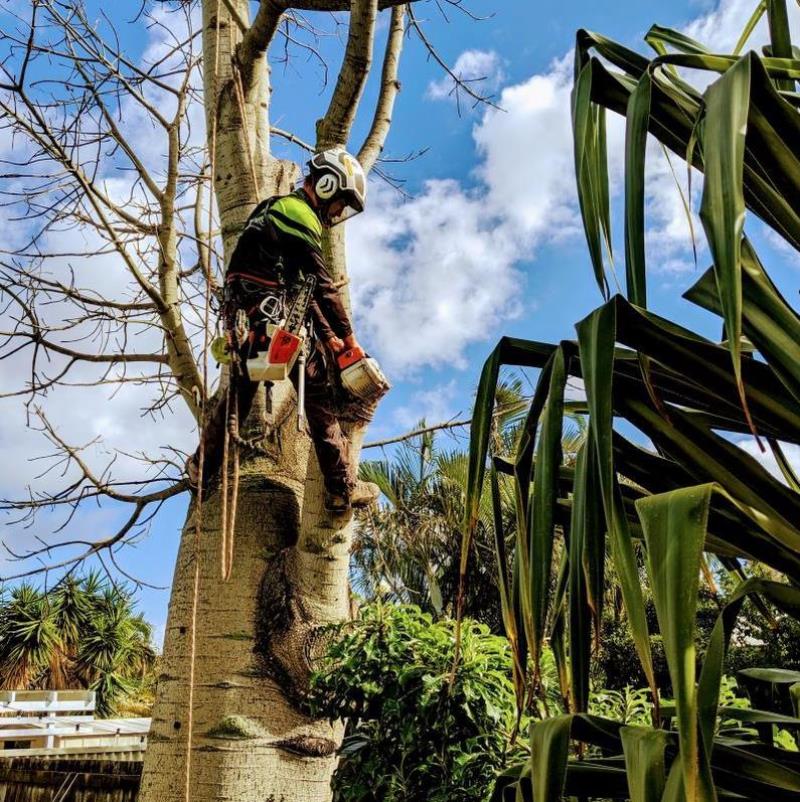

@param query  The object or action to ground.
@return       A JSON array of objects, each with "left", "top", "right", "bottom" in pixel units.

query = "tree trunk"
[{"left": 138, "top": 2, "right": 372, "bottom": 801}]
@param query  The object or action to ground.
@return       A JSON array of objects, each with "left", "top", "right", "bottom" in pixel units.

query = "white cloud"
[
  {"left": 472, "top": 53, "right": 600, "bottom": 243},
  {"left": 736, "top": 437, "right": 800, "bottom": 486},
  {"left": 427, "top": 49, "right": 505, "bottom": 103},
  {"left": 642, "top": 144, "right": 703, "bottom": 275},
  {"left": 348, "top": 179, "right": 524, "bottom": 375},
  {"left": 392, "top": 380, "right": 462, "bottom": 431},
  {"left": 350, "top": 0, "right": 800, "bottom": 376},
  {"left": 349, "top": 52, "right": 623, "bottom": 375},
  {"left": 762, "top": 224, "right": 800, "bottom": 269},
  {"left": 684, "top": 0, "right": 800, "bottom": 54}
]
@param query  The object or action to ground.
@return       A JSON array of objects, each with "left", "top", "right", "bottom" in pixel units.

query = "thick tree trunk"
[
  {"left": 138, "top": 2, "right": 372, "bottom": 801},
  {"left": 138, "top": 459, "right": 349, "bottom": 802}
]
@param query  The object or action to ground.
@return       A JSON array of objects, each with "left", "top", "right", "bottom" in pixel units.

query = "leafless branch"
[
  {"left": 316, "top": 0, "right": 379, "bottom": 148},
  {"left": 407, "top": 5, "right": 503, "bottom": 114},
  {"left": 270, "top": 125, "right": 314, "bottom": 152},
  {"left": 358, "top": 4, "right": 406, "bottom": 172},
  {"left": 239, "top": 0, "right": 287, "bottom": 81},
  {"left": 362, "top": 398, "right": 529, "bottom": 449},
  {"left": 363, "top": 415, "right": 473, "bottom": 449}
]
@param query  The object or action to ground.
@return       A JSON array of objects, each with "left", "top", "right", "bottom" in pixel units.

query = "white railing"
[{"left": 0, "top": 690, "right": 149, "bottom": 754}]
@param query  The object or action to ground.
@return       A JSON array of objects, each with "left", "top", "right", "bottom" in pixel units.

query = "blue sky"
[{"left": 1, "top": 0, "right": 799, "bottom": 646}]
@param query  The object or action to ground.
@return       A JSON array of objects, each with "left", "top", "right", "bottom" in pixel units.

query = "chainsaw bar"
[{"left": 284, "top": 274, "right": 317, "bottom": 335}]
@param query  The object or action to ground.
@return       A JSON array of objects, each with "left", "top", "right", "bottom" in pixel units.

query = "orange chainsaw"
[
  {"left": 336, "top": 346, "right": 391, "bottom": 402},
  {"left": 245, "top": 274, "right": 316, "bottom": 384}
]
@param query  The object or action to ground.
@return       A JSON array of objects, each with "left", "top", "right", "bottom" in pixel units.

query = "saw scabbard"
[{"left": 242, "top": 275, "right": 316, "bottom": 391}]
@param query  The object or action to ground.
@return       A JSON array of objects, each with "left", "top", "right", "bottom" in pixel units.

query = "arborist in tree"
[{"left": 186, "top": 147, "right": 389, "bottom": 513}]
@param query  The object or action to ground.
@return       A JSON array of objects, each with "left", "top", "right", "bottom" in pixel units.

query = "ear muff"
[{"left": 315, "top": 173, "right": 338, "bottom": 200}]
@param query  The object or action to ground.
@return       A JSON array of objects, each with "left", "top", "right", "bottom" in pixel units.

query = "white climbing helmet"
[{"left": 308, "top": 147, "right": 367, "bottom": 226}]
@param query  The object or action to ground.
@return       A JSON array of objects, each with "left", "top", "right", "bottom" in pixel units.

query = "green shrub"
[
  {"left": 593, "top": 622, "right": 668, "bottom": 691},
  {"left": 309, "top": 603, "right": 521, "bottom": 802},
  {"left": 726, "top": 606, "right": 800, "bottom": 675}
]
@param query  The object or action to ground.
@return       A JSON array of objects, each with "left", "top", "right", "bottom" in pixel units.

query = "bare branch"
[
  {"left": 270, "top": 125, "right": 314, "bottom": 152},
  {"left": 362, "top": 398, "right": 530, "bottom": 449},
  {"left": 290, "top": 0, "right": 413, "bottom": 8},
  {"left": 238, "top": 0, "right": 287, "bottom": 81},
  {"left": 316, "top": 0, "right": 379, "bottom": 148},
  {"left": 2, "top": 334, "right": 169, "bottom": 366},
  {"left": 1, "top": 264, "right": 157, "bottom": 312},
  {"left": 0, "top": 409, "right": 190, "bottom": 580},
  {"left": 358, "top": 4, "right": 406, "bottom": 172},
  {"left": 363, "top": 416, "right": 473, "bottom": 449},
  {"left": 407, "top": 5, "right": 502, "bottom": 113}
]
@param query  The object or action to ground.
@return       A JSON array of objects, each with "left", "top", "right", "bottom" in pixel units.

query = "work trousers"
[{"left": 197, "top": 336, "right": 353, "bottom": 496}]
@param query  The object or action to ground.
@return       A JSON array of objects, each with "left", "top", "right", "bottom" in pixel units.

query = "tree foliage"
[
  {"left": 0, "top": 574, "right": 155, "bottom": 716},
  {"left": 310, "top": 603, "right": 522, "bottom": 802},
  {"left": 354, "top": 380, "right": 585, "bottom": 628},
  {"left": 355, "top": 430, "right": 512, "bottom": 628}
]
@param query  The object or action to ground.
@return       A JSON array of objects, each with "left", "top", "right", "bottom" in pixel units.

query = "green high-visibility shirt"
[{"left": 228, "top": 189, "right": 352, "bottom": 340}]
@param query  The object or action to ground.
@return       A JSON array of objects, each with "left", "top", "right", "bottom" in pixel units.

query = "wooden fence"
[{"left": 0, "top": 757, "right": 142, "bottom": 801}]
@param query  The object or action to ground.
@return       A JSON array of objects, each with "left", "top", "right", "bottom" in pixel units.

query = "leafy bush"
[
  {"left": 588, "top": 685, "right": 651, "bottom": 727},
  {"left": 593, "top": 589, "right": 725, "bottom": 692},
  {"left": 594, "top": 623, "right": 667, "bottom": 692},
  {"left": 309, "top": 603, "right": 521, "bottom": 802},
  {"left": 726, "top": 607, "right": 800, "bottom": 674}
]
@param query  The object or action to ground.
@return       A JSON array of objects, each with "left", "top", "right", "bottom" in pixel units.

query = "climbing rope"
[
  {"left": 218, "top": 49, "right": 261, "bottom": 583},
  {"left": 183, "top": 8, "right": 265, "bottom": 796},
  {"left": 219, "top": 354, "right": 239, "bottom": 583},
  {"left": 225, "top": 358, "right": 240, "bottom": 581},
  {"left": 183, "top": 0, "right": 222, "bottom": 798}
]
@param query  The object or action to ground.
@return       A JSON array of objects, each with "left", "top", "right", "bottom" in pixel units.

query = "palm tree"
[
  {"left": 0, "top": 575, "right": 156, "bottom": 716},
  {"left": 0, "top": 584, "right": 63, "bottom": 690},
  {"left": 354, "top": 378, "right": 587, "bottom": 628},
  {"left": 356, "top": 432, "right": 505, "bottom": 625}
]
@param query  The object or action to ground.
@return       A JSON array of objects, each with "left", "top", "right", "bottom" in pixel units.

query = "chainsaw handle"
[{"left": 336, "top": 346, "right": 366, "bottom": 371}]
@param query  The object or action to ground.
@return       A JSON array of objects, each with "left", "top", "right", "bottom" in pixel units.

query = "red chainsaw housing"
[
  {"left": 268, "top": 328, "right": 302, "bottom": 366},
  {"left": 337, "top": 346, "right": 366, "bottom": 370}
]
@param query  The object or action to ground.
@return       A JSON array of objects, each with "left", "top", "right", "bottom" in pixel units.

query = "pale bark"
[
  {"left": 316, "top": 0, "right": 379, "bottom": 149},
  {"left": 357, "top": 5, "right": 406, "bottom": 172},
  {"left": 139, "top": 0, "right": 387, "bottom": 800}
]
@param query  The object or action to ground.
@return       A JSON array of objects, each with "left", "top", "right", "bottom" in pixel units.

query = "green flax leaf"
[
  {"left": 620, "top": 726, "right": 669, "bottom": 802},
  {"left": 573, "top": 60, "right": 610, "bottom": 298},
  {"left": 568, "top": 443, "right": 593, "bottom": 713},
  {"left": 645, "top": 24, "right": 711, "bottom": 56},
  {"left": 576, "top": 302, "right": 657, "bottom": 702},
  {"left": 699, "top": 54, "right": 752, "bottom": 422},
  {"left": 636, "top": 484, "right": 716, "bottom": 802},
  {"left": 734, "top": 1, "right": 767, "bottom": 55},
  {"left": 490, "top": 465, "right": 526, "bottom": 707},
  {"left": 530, "top": 715, "right": 571, "bottom": 802},
  {"left": 684, "top": 238, "right": 800, "bottom": 405},
  {"left": 766, "top": 0, "right": 795, "bottom": 91},
  {"left": 624, "top": 72, "right": 652, "bottom": 307},
  {"left": 529, "top": 347, "right": 567, "bottom": 665}
]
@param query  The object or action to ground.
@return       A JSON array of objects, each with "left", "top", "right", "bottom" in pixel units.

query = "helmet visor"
[{"left": 327, "top": 203, "right": 363, "bottom": 226}]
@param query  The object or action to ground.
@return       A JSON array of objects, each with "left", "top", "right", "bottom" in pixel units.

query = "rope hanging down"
[
  {"left": 184, "top": 0, "right": 220, "bottom": 797},
  {"left": 218, "top": 54, "right": 260, "bottom": 584},
  {"left": 183, "top": 10, "right": 265, "bottom": 795}
]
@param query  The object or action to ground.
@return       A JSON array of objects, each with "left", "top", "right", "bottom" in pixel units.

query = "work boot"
[{"left": 324, "top": 481, "right": 380, "bottom": 514}]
